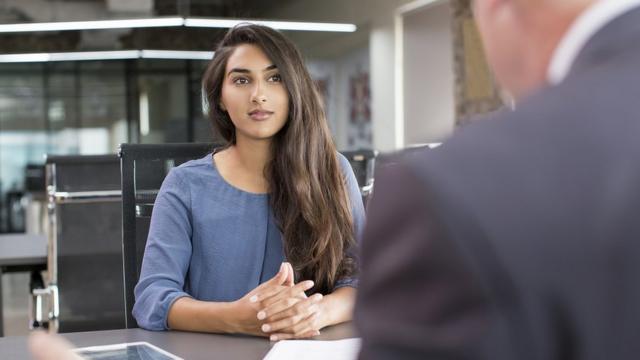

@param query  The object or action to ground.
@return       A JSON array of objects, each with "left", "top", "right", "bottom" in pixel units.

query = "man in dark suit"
[{"left": 355, "top": 0, "right": 640, "bottom": 359}]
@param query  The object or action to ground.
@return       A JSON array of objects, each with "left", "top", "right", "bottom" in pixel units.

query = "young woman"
[{"left": 133, "top": 24, "right": 365, "bottom": 341}]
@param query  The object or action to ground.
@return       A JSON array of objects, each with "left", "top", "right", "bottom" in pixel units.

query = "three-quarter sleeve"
[
  {"left": 334, "top": 153, "right": 366, "bottom": 290},
  {"left": 132, "top": 169, "right": 194, "bottom": 330}
]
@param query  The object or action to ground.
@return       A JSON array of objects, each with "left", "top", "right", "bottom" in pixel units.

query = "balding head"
[{"left": 473, "top": 0, "right": 596, "bottom": 100}]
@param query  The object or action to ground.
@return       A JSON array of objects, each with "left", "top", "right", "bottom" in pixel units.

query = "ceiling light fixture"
[
  {"left": 0, "top": 17, "right": 357, "bottom": 33},
  {"left": 139, "top": 50, "right": 213, "bottom": 60},
  {"left": 0, "top": 18, "right": 184, "bottom": 33},
  {"left": 0, "top": 50, "right": 215, "bottom": 63},
  {"left": 183, "top": 18, "right": 357, "bottom": 32}
]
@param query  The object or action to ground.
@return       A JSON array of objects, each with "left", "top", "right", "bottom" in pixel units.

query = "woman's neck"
[{"left": 232, "top": 136, "right": 272, "bottom": 176}]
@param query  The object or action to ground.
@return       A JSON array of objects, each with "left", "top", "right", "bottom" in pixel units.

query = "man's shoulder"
[
  {"left": 406, "top": 73, "right": 619, "bottom": 169},
  {"left": 393, "top": 91, "right": 569, "bottom": 193},
  {"left": 401, "top": 110, "right": 519, "bottom": 172}
]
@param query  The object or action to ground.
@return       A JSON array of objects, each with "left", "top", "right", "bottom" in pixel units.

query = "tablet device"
[{"left": 74, "top": 341, "right": 183, "bottom": 360}]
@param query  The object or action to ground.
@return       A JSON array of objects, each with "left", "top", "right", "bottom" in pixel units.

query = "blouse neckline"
[{"left": 209, "top": 151, "right": 269, "bottom": 197}]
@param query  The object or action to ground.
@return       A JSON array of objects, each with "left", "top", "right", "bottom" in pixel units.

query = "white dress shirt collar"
[{"left": 547, "top": 0, "right": 640, "bottom": 85}]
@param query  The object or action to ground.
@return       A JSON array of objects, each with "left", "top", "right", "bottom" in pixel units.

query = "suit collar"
[{"left": 547, "top": 1, "right": 640, "bottom": 85}]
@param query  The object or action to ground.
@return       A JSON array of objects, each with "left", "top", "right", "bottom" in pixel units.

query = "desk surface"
[
  {"left": 0, "top": 323, "right": 357, "bottom": 359},
  {"left": 0, "top": 233, "right": 47, "bottom": 268}
]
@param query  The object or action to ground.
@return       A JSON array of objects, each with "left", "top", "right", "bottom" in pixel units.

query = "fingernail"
[
  {"left": 257, "top": 311, "right": 266, "bottom": 320},
  {"left": 280, "top": 263, "right": 287, "bottom": 272},
  {"left": 313, "top": 293, "right": 323, "bottom": 301},
  {"left": 270, "top": 335, "right": 278, "bottom": 341},
  {"left": 305, "top": 280, "right": 314, "bottom": 288},
  {"left": 262, "top": 324, "right": 271, "bottom": 332},
  {"left": 250, "top": 295, "right": 258, "bottom": 303}
]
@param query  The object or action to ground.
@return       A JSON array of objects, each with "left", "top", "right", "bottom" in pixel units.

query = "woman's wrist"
[
  {"left": 317, "top": 298, "right": 333, "bottom": 329},
  {"left": 220, "top": 300, "right": 245, "bottom": 334},
  {"left": 168, "top": 297, "right": 240, "bottom": 334},
  {"left": 319, "top": 287, "right": 356, "bottom": 328}
]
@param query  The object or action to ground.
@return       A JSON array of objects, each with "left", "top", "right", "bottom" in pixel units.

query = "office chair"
[
  {"left": 340, "top": 149, "right": 378, "bottom": 207},
  {"left": 35, "top": 155, "right": 124, "bottom": 333},
  {"left": 119, "top": 143, "right": 216, "bottom": 328}
]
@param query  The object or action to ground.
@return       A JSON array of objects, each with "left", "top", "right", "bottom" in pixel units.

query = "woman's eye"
[
  {"left": 233, "top": 77, "right": 249, "bottom": 85},
  {"left": 269, "top": 74, "right": 282, "bottom": 82}
]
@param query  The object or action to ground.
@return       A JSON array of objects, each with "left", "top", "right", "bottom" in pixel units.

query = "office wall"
[
  {"left": 265, "top": 0, "right": 501, "bottom": 150},
  {"left": 308, "top": 47, "right": 370, "bottom": 151},
  {"left": 403, "top": 1, "right": 455, "bottom": 145},
  {"left": 261, "top": 0, "right": 417, "bottom": 151}
]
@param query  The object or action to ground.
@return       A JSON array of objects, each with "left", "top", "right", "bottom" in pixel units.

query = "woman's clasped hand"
[{"left": 233, "top": 262, "right": 326, "bottom": 340}]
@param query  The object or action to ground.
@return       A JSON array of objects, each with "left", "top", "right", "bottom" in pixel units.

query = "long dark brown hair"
[{"left": 202, "top": 24, "right": 357, "bottom": 294}]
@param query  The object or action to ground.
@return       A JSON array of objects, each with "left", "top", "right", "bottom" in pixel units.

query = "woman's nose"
[
  {"left": 251, "top": 94, "right": 267, "bottom": 103},
  {"left": 251, "top": 83, "right": 267, "bottom": 103}
]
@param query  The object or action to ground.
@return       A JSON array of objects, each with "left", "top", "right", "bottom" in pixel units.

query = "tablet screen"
[{"left": 74, "top": 341, "right": 183, "bottom": 360}]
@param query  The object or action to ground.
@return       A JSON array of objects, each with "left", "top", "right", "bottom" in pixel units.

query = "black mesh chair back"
[
  {"left": 119, "top": 143, "right": 217, "bottom": 328},
  {"left": 340, "top": 149, "right": 378, "bottom": 206},
  {"left": 42, "top": 155, "right": 124, "bottom": 332}
]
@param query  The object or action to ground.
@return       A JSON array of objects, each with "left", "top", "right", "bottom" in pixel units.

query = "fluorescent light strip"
[
  {"left": 0, "top": 53, "right": 50, "bottom": 62},
  {"left": 140, "top": 50, "right": 213, "bottom": 60},
  {"left": 139, "top": 92, "right": 150, "bottom": 136},
  {"left": 49, "top": 50, "right": 139, "bottom": 61},
  {"left": 0, "top": 17, "right": 184, "bottom": 33},
  {"left": 0, "top": 17, "right": 356, "bottom": 33},
  {"left": 184, "top": 18, "right": 357, "bottom": 32},
  {"left": 0, "top": 50, "right": 215, "bottom": 63}
]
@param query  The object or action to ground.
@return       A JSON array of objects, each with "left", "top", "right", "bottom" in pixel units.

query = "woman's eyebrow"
[
  {"left": 227, "top": 68, "right": 250, "bottom": 76},
  {"left": 227, "top": 65, "right": 276, "bottom": 76}
]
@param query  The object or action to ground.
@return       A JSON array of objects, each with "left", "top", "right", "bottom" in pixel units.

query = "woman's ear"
[{"left": 219, "top": 102, "right": 227, "bottom": 111}]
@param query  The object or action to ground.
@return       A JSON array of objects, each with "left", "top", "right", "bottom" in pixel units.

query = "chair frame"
[{"left": 119, "top": 143, "right": 215, "bottom": 328}]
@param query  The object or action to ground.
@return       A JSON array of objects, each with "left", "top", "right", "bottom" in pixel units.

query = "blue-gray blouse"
[{"left": 133, "top": 153, "right": 365, "bottom": 330}]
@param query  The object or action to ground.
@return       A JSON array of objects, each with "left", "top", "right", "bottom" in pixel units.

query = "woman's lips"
[{"left": 248, "top": 110, "right": 274, "bottom": 121}]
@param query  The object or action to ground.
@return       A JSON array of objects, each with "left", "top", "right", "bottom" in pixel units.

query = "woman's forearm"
[
  {"left": 167, "top": 264, "right": 298, "bottom": 336},
  {"left": 167, "top": 297, "right": 239, "bottom": 333},
  {"left": 320, "top": 287, "right": 356, "bottom": 328},
  {"left": 165, "top": 285, "right": 356, "bottom": 334}
]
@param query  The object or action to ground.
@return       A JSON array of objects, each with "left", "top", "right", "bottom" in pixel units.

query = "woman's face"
[{"left": 220, "top": 44, "right": 290, "bottom": 143}]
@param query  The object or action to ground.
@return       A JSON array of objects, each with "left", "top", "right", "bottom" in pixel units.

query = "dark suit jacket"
[{"left": 355, "top": 7, "right": 640, "bottom": 360}]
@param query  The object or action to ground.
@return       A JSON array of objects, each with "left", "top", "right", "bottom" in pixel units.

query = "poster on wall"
[
  {"left": 451, "top": 0, "right": 504, "bottom": 125},
  {"left": 348, "top": 70, "right": 372, "bottom": 149},
  {"left": 314, "top": 76, "right": 340, "bottom": 137}
]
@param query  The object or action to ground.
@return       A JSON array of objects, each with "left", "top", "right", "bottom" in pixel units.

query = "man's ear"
[
  {"left": 487, "top": 0, "right": 511, "bottom": 14},
  {"left": 486, "top": 0, "right": 522, "bottom": 33}
]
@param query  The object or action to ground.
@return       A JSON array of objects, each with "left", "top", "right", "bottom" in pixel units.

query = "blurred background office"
[{"left": 0, "top": 0, "right": 501, "bottom": 336}]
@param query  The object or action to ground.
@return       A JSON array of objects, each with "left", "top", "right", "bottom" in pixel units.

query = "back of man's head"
[{"left": 473, "top": 0, "right": 596, "bottom": 100}]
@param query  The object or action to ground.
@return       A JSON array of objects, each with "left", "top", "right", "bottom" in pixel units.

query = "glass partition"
[{"left": 0, "top": 59, "right": 209, "bottom": 233}]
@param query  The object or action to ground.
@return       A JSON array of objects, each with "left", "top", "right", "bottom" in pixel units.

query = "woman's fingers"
[
  {"left": 260, "top": 298, "right": 322, "bottom": 333},
  {"left": 257, "top": 297, "right": 301, "bottom": 321},
  {"left": 284, "top": 262, "right": 295, "bottom": 286},
  {"left": 249, "top": 263, "right": 290, "bottom": 303},
  {"left": 289, "top": 312, "right": 320, "bottom": 335},
  {"left": 259, "top": 280, "right": 314, "bottom": 307},
  {"left": 260, "top": 293, "right": 322, "bottom": 322},
  {"left": 254, "top": 279, "right": 313, "bottom": 306},
  {"left": 251, "top": 284, "right": 289, "bottom": 305}
]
